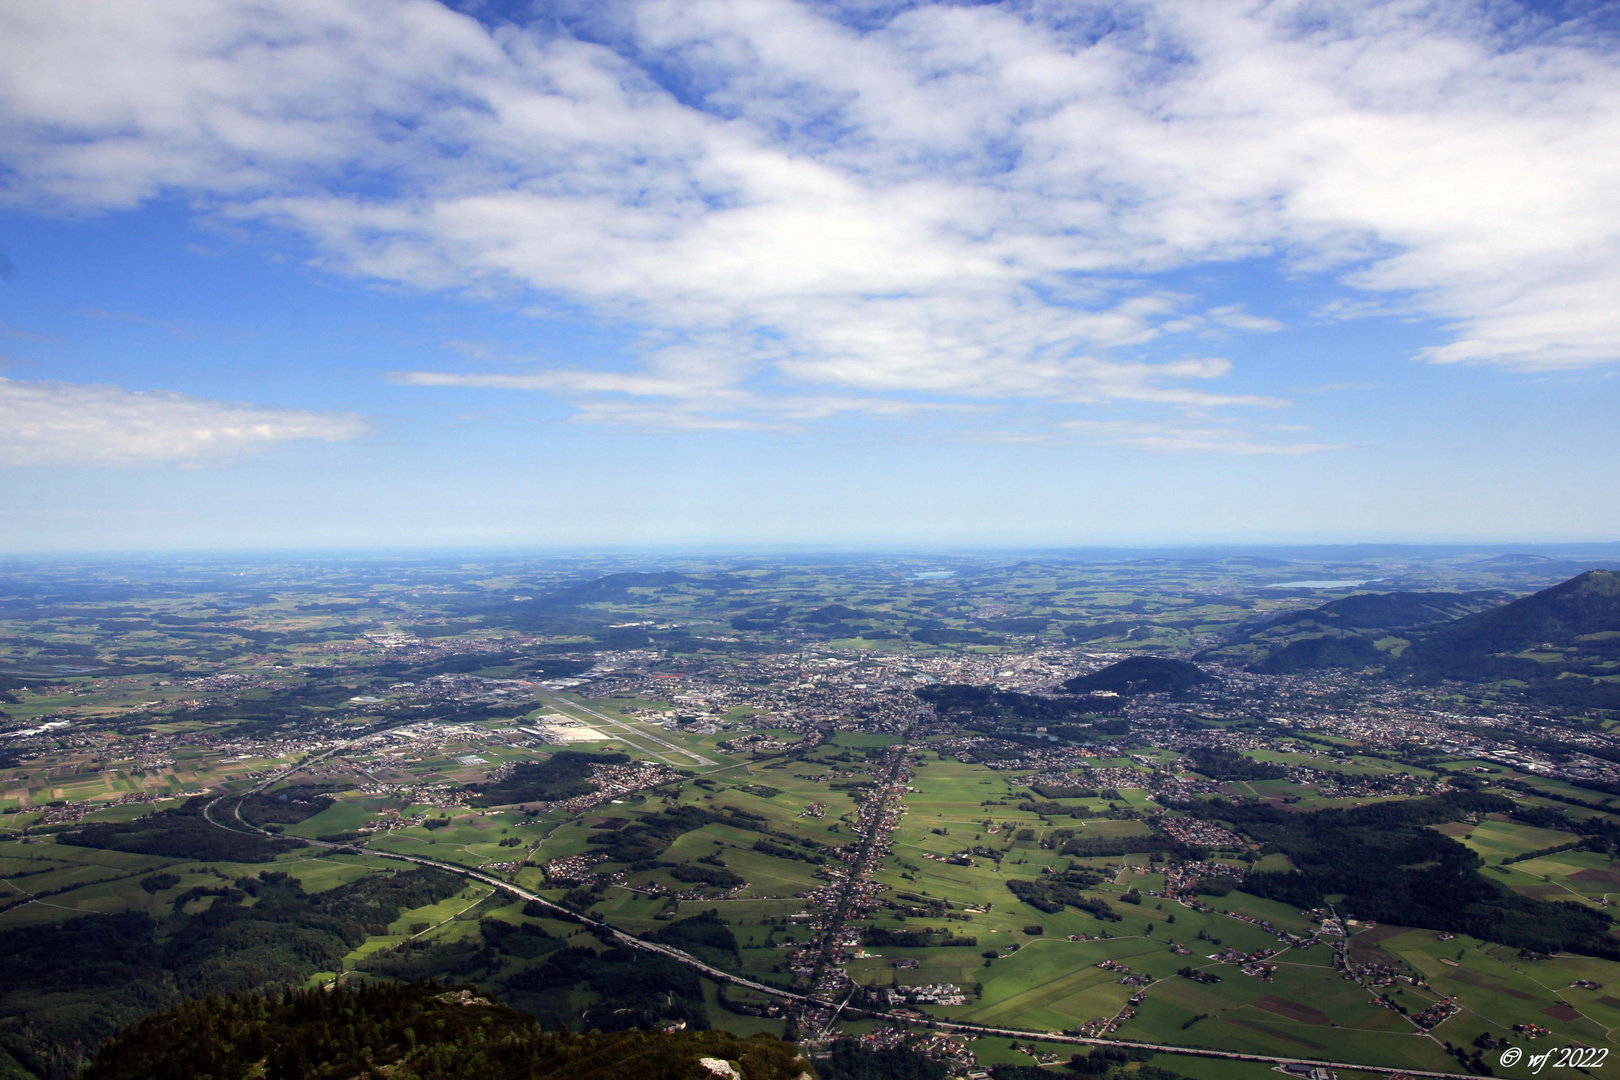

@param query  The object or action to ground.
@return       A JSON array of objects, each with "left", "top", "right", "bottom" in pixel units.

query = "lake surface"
[{"left": 1264, "top": 578, "right": 1381, "bottom": 589}]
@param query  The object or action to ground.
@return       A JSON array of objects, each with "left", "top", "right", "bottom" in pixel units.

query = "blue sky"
[{"left": 2, "top": 0, "right": 1619, "bottom": 551}]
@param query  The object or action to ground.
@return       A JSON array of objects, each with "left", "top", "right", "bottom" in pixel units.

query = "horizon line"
[{"left": 5, "top": 539, "right": 1620, "bottom": 562}]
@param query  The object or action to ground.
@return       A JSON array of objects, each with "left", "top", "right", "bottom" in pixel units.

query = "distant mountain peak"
[
  {"left": 1548, "top": 567, "right": 1620, "bottom": 593},
  {"left": 1403, "top": 569, "right": 1620, "bottom": 699}
]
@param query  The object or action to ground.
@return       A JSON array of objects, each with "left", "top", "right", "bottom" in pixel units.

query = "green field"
[{"left": 4, "top": 552, "right": 1620, "bottom": 1079}]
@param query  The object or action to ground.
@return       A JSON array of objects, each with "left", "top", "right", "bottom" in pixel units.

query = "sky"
[{"left": 2, "top": 0, "right": 1619, "bottom": 552}]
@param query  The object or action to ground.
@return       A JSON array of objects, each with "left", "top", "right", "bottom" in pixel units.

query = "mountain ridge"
[
  {"left": 1213, "top": 571, "right": 1620, "bottom": 709},
  {"left": 78, "top": 980, "right": 816, "bottom": 1080}
]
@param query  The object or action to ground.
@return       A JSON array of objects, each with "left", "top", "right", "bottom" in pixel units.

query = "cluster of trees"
[
  {"left": 1065, "top": 1046, "right": 1162, "bottom": 1074},
  {"left": 753, "top": 837, "right": 826, "bottom": 864},
  {"left": 503, "top": 942, "right": 712, "bottom": 1032},
  {"left": 650, "top": 910, "right": 740, "bottom": 961},
  {"left": 1005, "top": 876, "right": 1121, "bottom": 921},
  {"left": 357, "top": 935, "right": 501, "bottom": 982},
  {"left": 478, "top": 917, "right": 558, "bottom": 960},
  {"left": 1190, "top": 793, "right": 1619, "bottom": 958},
  {"left": 1186, "top": 748, "right": 1287, "bottom": 782},
  {"left": 1176, "top": 966, "right": 1222, "bottom": 983},
  {"left": 888, "top": 891, "right": 950, "bottom": 918},
  {"left": 1028, "top": 783, "right": 1127, "bottom": 802},
  {"left": 59, "top": 799, "right": 306, "bottom": 862},
  {"left": 587, "top": 804, "right": 765, "bottom": 864},
  {"left": 1058, "top": 835, "right": 1171, "bottom": 859},
  {"left": 818, "top": 1040, "right": 946, "bottom": 1080},
  {"left": 861, "top": 926, "right": 978, "bottom": 948},
  {"left": 1192, "top": 876, "right": 1241, "bottom": 897},
  {"left": 360, "top": 915, "right": 569, "bottom": 983},
  {"left": 236, "top": 789, "right": 335, "bottom": 828},
  {"left": 668, "top": 862, "right": 745, "bottom": 888},
  {"left": 1501, "top": 840, "right": 1588, "bottom": 865},
  {"left": 138, "top": 872, "right": 180, "bottom": 894},
  {"left": 469, "top": 751, "right": 628, "bottom": 807},
  {"left": 590, "top": 802, "right": 832, "bottom": 885},
  {"left": 1020, "top": 792, "right": 1107, "bottom": 808}
]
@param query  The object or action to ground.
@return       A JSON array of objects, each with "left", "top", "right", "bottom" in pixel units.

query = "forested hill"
[
  {"left": 1388, "top": 569, "right": 1620, "bottom": 710},
  {"left": 1061, "top": 656, "right": 1211, "bottom": 696},
  {"left": 78, "top": 980, "right": 816, "bottom": 1080},
  {"left": 1407, "top": 569, "right": 1620, "bottom": 675},
  {"left": 1197, "top": 588, "right": 1508, "bottom": 671},
  {"left": 0, "top": 866, "right": 466, "bottom": 1080},
  {"left": 1264, "top": 588, "right": 1508, "bottom": 631},
  {"left": 1196, "top": 571, "right": 1620, "bottom": 705}
]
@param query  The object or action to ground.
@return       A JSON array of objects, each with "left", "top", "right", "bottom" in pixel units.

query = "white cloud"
[
  {"left": 0, "top": 377, "right": 372, "bottom": 466},
  {"left": 1206, "top": 306, "right": 1284, "bottom": 333},
  {"left": 0, "top": 323, "right": 60, "bottom": 343},
  {"left": 1062, "top": 418, "right": 1344, "bottom": 455},
  {"left": 3, "top": 0, "right": 1618, "bottom": 441}
]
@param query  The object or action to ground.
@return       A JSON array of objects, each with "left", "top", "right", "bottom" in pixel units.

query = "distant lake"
[
  {"left": 913, "top": 571, "right": 955, "bottom": 580},
  {"left": 1264, "top": 578, "right": 1381, "bottom": 589}
]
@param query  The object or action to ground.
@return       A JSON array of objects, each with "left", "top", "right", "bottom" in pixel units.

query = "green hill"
[
  {"left": 1409, "top": 569, "right": 1620, "bottom": 666},
  {"left": 1269, "top": 588, "right": 1508, "bottom": 630},
  {"left": 1248, "top": 633, "right": 1383, "bottom": 674},
  {"left": 1402, "top": 569, "right": 1620, "bottom": 706},
  {"left": 1062, "top": 656, "right": 1210, "bottom": 695},
  {"left": 78, "top": 980, "right": 815, "bottom": 1080},
  {"left": 1223, "top": 571, "right": 1620, "bottom": 706},
  {"left": 1199, "top": 589, "right": 1508, "bottom": 671}
]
